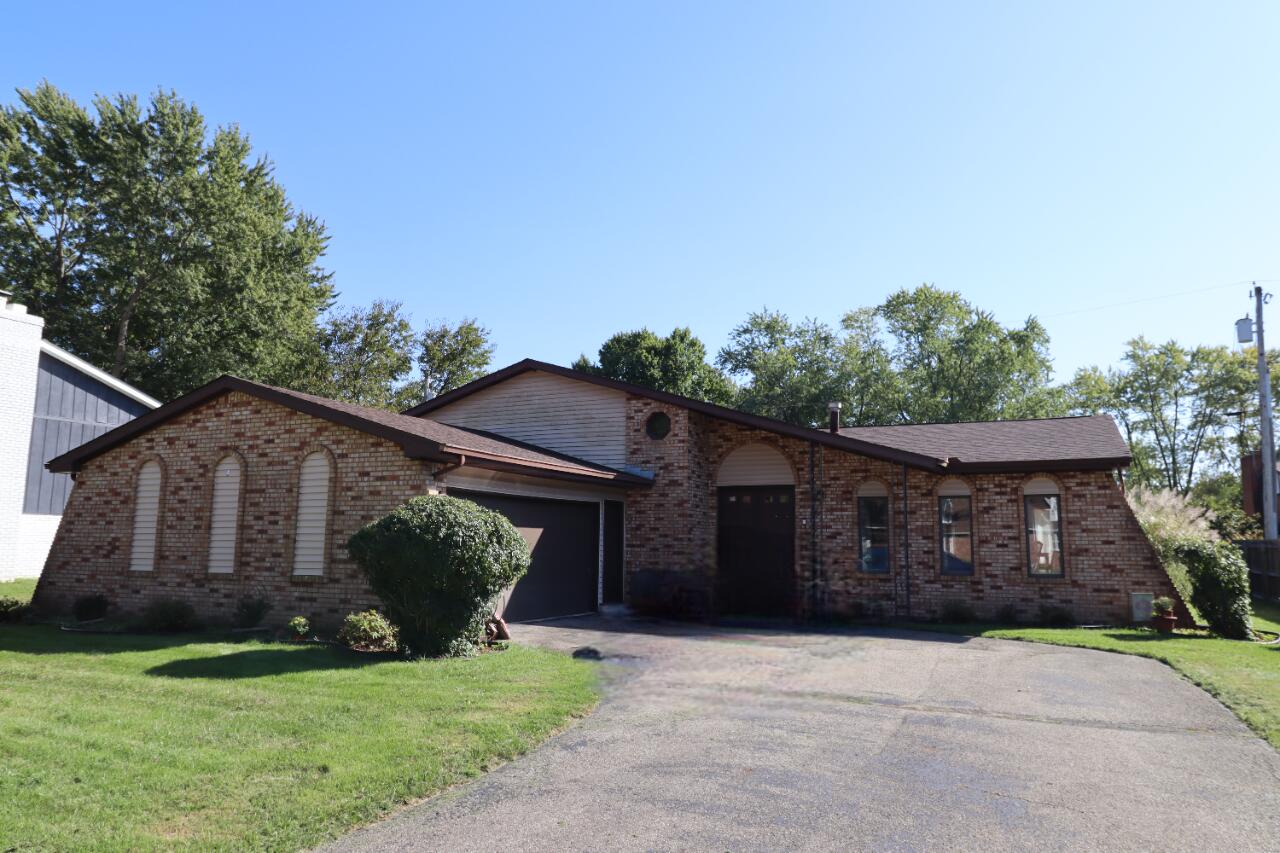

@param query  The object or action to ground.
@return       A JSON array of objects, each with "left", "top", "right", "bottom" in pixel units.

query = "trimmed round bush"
[
  {"left": 347, "top": 495, "right": 531, "bottom": 657},
  {"left": 336, "top": 609, "right": 399, "bottom": 652},
  {"left": 1172, "top": 539, "right": 1253, "bottom": 639}
]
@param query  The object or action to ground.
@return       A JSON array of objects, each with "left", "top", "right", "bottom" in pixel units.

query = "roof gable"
[
  {"left": 46, "top": 376, "right": 651, "bottom": 487},
  {"left": 406, "top": 360, "right": 1131, "bottom": 472}
]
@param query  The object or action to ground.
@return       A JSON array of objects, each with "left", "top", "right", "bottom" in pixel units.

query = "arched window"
[
  {"left": 716, "top": 443, "right": 795, "bottom": 486},
  {"left": 207, "top": 455, "right": 242, "bottom": 573},
  {"left": 129, "top": 460, "right": 162, "bottom": 572},
  {"left": 1024, "top": 478, "right": 1064, "bottom": 576},
  {"left": 937, "top": 479, "right": 973, "bottom": 575},
  {"left": 292, "top": 451, "right": 331, "bottom": 576},
  {"left": 856, "top": 481, "right": 890, "bottom": 573}
]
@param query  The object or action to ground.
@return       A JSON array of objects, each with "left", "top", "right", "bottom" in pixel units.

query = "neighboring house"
[
  {"left": 34, "top": 359, "right": 1178, "bottom": 626},
  {"left": 0, "top": 293, "right": 159, "bottom": 581}
]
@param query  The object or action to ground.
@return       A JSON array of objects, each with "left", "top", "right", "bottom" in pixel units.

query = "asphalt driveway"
[{"left": 327, "top": 618, "right": 1280, "bottom": 851}]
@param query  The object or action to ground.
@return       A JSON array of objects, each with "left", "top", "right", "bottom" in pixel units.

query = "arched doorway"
[{"left": 716, "top": 443, "right": 796, "bottom": 617}]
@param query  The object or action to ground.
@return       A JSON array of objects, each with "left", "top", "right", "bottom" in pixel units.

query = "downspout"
[
  {"left": 809, "top": 441, "right": 819, "bottom": 621},
  {"left": 901, "top": 462, "right": 911, "bottom": 619}
]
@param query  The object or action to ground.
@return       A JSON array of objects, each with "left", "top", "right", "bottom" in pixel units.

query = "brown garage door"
[{"left": 451, "top": 490, "right": 599, "bottom": 622}]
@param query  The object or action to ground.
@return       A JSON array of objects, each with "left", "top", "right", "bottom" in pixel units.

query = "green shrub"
[
  {"left": 233, "top": 596, "right": 273, "bottom": 629},
  {"left": 137, "top": 598, "right": 199, "bottom": 633},
  {"left": 1172, "top": 539, "right": 1253, "bottom": 639},
  {"left": 939, "top": 600, "right": 977, "bottom": 623},
  {"left": 73, "top": 594, "right": 111, "bottom": 622},
  {"left": 1152, "top": 596, "right": 1175, "bottom": 616},
  {"left": 1038, "top": 605, "right": 1075, "bottom": 627},
  {"left": 287, "top": 616, "right": 311, "bottom": 638},
  {"left": 347, "top": 495, "right": 531, "bottom": 658},
  {"left": 0, "top": 596, "right": 28, "bottom": 623},
  {"left": 336, "top": 609, "right": 399, "bottom": 652}
]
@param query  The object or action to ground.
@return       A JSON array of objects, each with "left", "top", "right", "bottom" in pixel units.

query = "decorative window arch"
[
  {"left": 1024, "top": 477, "right": 1064, "bottom": 576},
  {"left": 856, "top": 480, "right": 891, "bottom": 573},
  {"left": 937, "top": 479, "right": 974, "bottom": 575},
  {"left": 716, "top": 443, "right": 795, "bottom": 486},
  {"left": 207, "top": 455, "right": 243, "bottom": 574},
  {"left": 292, "top": 451, "right": 332, "bottom": 576},
  {"left": 129, "top": 460, "right": 163, "bottom": 572}
]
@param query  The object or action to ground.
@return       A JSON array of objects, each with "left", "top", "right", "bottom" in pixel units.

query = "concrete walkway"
[{"left": 327, "top": 618, "right": 1280, "bottom": 851}]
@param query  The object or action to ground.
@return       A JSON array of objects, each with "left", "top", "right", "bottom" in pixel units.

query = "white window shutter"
[
  {"left": 293, "top": 452, "right": 331, "bottom": 575},
  {"left": 207, "top": 456, "right": 241, "bottom": 573},
  {"left": 129, "top": 461, "right": 162, "bottom": 571}
]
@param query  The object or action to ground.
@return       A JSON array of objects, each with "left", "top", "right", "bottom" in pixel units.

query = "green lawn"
[
  {"left": 0, "top": 626, "right": 597, "bottom": 850},
  {"left": 918, "top": 620, "right": 1280, "bottom": 751},
  {"left": 1251, "top": 598, "right": 1280, "bottom": 634},
  {"left": 0, "top": 578, "right": 37, "bottom": 603}
]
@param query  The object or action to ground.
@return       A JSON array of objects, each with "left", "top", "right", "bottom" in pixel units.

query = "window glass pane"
[
  {"left": 858, "top": 496, "right": 890, "bottom": 573},
  {"left": 1026, "top": 494, "right": 1063, "bottom": 574},
  {"left": 939, "top": 496, "right": 973, "bottom": 574}
]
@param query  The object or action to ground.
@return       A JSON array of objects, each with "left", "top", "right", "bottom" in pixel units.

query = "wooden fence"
[{"left": 1239, "top": 540, "right": 1280, "bottom": 599}]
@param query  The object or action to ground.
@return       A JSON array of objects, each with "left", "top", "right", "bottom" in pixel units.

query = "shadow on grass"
[
  {"left": 145, "top": 646, "right": 398, "bottom": 679},
  {"left": 1100, "top": 631, "right": 1218, "bottom": 643}
]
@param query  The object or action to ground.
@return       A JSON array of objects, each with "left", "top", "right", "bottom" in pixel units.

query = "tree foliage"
[
  {"left": 0, "top": 83, "right": 333, "bottom": 401},
  {"left": 411, "top": 318, "right": 494, "bottom": 403},
  {"left": 1068, "top": 339, "right": 1258, "bottom": 494},
  {"left": 304, "top": 300, "right": 416, "bottom": 409},
  {"left": 574, "top": 327, "right": 736, "bottom": 405},
  {"left": 715, "top": 285, "right": 1062, "bottom": 427}
]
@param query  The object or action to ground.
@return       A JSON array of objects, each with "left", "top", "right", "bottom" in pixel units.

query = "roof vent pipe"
[{"left": 827, "top": 401, "right": 842, "bottom": 434}]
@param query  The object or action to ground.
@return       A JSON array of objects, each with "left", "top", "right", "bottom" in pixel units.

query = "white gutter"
[{"left": 39, "top": 341, "right": 162, "bottom": 409}]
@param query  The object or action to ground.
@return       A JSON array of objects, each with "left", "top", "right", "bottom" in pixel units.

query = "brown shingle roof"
[
  {"left": 46, "top": 375, "right": 652, "bottom": 487},
  {"left": 838, "top": 415, "right": 1130, "bottom": 472},
  {"left": 406, "top": 359, "right": 1132, "bottom": 473}
]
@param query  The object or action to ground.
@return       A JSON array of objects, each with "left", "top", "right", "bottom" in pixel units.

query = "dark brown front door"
[{"left": 717, "top": 486, "right": 795, "bottom": 617}]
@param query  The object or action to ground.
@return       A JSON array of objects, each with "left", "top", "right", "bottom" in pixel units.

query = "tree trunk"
[{"left": 112, "top": 284, "right": 143, "bottom": 378}]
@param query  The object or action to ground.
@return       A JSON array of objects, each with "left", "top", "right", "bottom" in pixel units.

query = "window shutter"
[
  {"left": 207, "top": 456, "right": 242, "bottom": 573},
  {"left": 293, "top": 452, "right": 331, "bottom": 575},
  {"left": 129, "top": 461, "right": 162, "bottom": 571}
]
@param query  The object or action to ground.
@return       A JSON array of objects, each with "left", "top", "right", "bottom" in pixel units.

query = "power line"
[{"left": 1044, "top": 279, "right": 1280, "bottom": 319}]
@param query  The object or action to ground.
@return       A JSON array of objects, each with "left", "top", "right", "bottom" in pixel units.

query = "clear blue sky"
[{"left": 5, "top": 2, "right": 1278, "bottom": 380}]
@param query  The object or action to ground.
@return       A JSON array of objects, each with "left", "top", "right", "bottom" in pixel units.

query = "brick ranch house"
[{"left": 34, "top": 359, "right": 1180, "bottom": 628}]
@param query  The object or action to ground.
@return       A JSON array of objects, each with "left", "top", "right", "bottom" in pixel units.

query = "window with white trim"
[
  {"left": 129, "top": 461, "right": 162, "bottom": 571},
  {"left": 292, "top": 451, "right": 331, "bottom": 576},
  {"left": 1025, "top": 478, "right": 1064, "bottom": 576},
  {"left": 207, "top": 455, "right": 242, "bottom": 573},
  {"left": 938, "top": 479, "right": 973, "bottom": 575}
]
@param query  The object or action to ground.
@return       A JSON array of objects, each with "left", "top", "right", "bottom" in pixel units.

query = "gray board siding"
[{"left": 24, "top": 353, "right": 152, "bottom": 514}]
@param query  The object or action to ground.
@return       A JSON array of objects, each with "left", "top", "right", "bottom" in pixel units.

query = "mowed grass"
[
  {"left": 0, "top": 577, "right": 38, "bottom": 603},
  {"left": 0, "top": 626, "right": 597, "bottom": 850},
  {"left": 920, "top": 620, "right": 1280, "bottom": 751}
]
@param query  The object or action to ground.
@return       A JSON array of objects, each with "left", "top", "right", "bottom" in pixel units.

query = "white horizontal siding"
[
  {"left": 207, "top": 456, "right": 241, "bottom": 573},
  {"left": 716, "top": 443, "right": 795, "bottom": 486},
  {"left": 292, "top": 452, "right": 331, "bottom": 575},
  {"left": 427, "top": 371, "right": 627, "bottom": 469},
  {"left": 129, "top": 461, "right": 162, "bottom": 571}
]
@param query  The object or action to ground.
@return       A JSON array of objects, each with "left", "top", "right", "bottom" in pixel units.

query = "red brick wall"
[
  {"left": 35, "top": 391, "right": 435, "bottom": 628},
  {"left": 622, "top": 399, "right": 1177, "bottom": 625}
]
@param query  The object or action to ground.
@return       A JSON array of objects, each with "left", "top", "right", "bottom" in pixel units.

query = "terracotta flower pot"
[{"left": 1153, "top": 613, "right": 1177, "bottom": 634}]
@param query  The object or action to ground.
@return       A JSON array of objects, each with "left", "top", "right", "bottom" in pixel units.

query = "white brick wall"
[{"left": 0, "top": 295, "right": 45, "bottom": 580}]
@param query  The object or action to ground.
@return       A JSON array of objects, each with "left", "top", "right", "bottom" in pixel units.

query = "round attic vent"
[{"left": 645, "top": 412, "right": 671, "bottom": 440}]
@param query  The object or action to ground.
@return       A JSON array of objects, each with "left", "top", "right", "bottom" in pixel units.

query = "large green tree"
[
  {"left": 303, "top": 300, "right": 416, "bottom": 410},
  {"left": 716, "top": 285, "right": 1063, "bottom": 427},
  {"left": 0, "top": 83, "right": 332, "bottom": 401},
  {"left": 1068, "top": 339, "right": 1258, "bottom": 494},
  {"left": 402, "top": 318, "right": 494, "bottom": 407},
  {"left": 574, "top": 327, "right": 736, "bottom": 405}
]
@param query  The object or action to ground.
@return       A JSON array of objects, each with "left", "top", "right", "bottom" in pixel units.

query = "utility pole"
[{"left": 1246, "top": 285, "right": 1278, "bottom": 540}]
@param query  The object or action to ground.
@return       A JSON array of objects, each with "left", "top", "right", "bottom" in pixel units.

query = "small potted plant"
[
  {"left": 1151, "top": 597, "right": 1177, "bottom": 634},
  {"left": 287, "top": 615, "right": 311, "bottom": 643}
]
